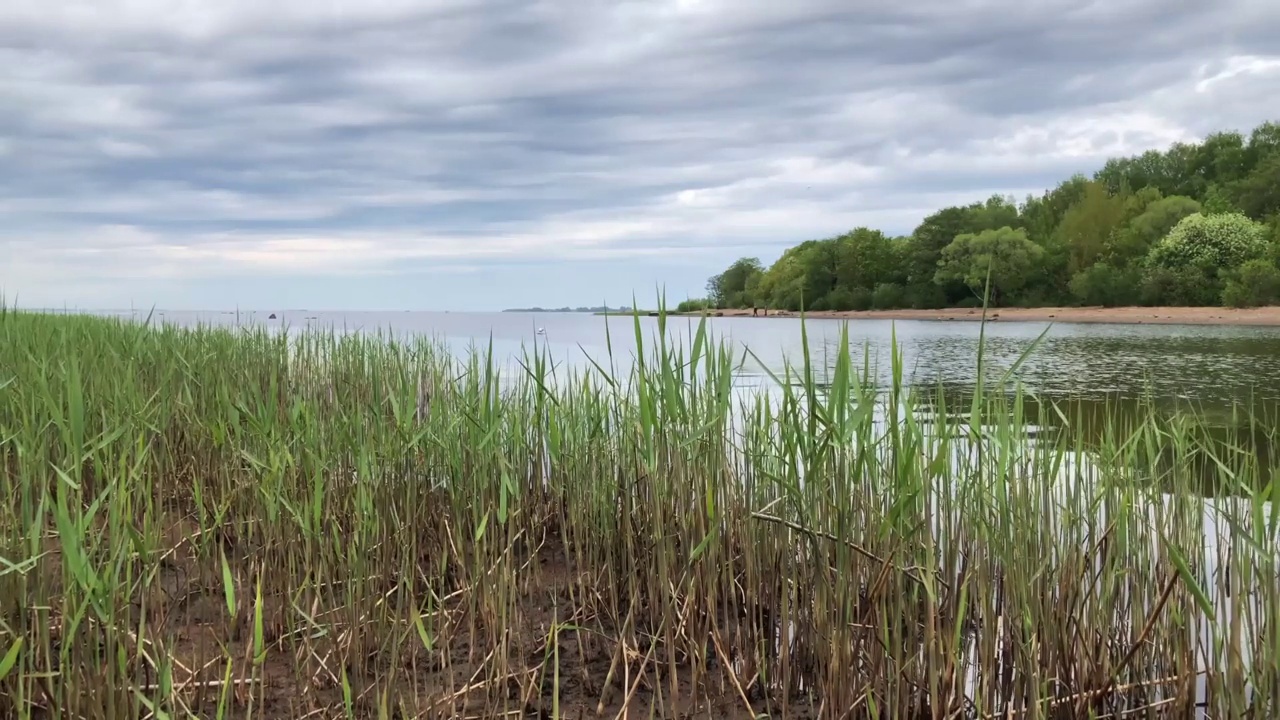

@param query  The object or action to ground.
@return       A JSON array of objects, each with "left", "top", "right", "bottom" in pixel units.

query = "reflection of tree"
[{"left": 914, "top": 388, "right": 1277, "bottom": 496}]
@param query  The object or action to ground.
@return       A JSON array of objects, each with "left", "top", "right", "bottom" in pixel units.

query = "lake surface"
[{"left": 108, "top": 308, "right": 1280, "bottom": 409}]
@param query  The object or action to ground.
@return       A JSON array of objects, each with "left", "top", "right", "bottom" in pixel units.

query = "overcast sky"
[{"left": 2, "top": 0, "right": 1278, "bottom": 310}]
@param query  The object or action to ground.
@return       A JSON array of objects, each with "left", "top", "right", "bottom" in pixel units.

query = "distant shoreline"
[{"left": 672, "top": 306, "right": 1280, "bottom": 326}]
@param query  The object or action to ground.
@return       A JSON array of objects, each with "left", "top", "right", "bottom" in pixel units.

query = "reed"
[{"left": 0, "top": 305, "right": 1276, "bottom": 719}]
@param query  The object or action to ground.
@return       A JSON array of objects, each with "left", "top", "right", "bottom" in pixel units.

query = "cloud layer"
[{"left": 2, "top": 0, "right": 1279, "bottom": 309}]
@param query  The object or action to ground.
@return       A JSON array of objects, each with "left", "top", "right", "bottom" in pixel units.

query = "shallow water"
[{"left": 100, "top": 308, "right": 1280, "bottom": 406}]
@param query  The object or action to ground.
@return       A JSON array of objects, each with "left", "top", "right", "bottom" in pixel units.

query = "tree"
[
  {"left": 1221, "top": 259, "right": 1280, "bottom": 308},
  {"left": 1069, "top": 263, "right": 1140, "bottom": 307},
  {"left": 1228, "top": 154, "right": 1280, "bottom": 221},
  {"left": 701, "top": 119, "right": 1280, "bottom": 313},
  {"left": 1110, "top": 196, "right": 1201, "bottom": 266},
  {"left": 1147, "top": 212, "right": 1269, "bottom": 271},
  {"left": 934, "top": 227, "right": 1044, "bottom": 305},
  {"left": 1020, "top": 176, "right": 1090, "bottom": 246},
  {"left": 833, "top": 228, "right": 894, "bottom": 291},
  {"left": 907, "top": 206, "right": 980, "bottom": 286},
  {"left": 1055, "top": 181, "right": 1129, "bottom": 273},
  {"left": 1186, "top": 131, "right": 1248, "bottom": 195},
  {"left": 1245, "top": 121, "right": 1280, "bottom": 169},
  {"left": 1140, "top": 266, "right": 1223, "bottom": 306},
  {"left": 706, "top": 257, "right": 763, "bottom": 308},
  {"left": 755, "top": 249, "right": 807, "bottom": 310},
  {"left": 908, "top": 197, "right": 1023, "bottom": 303}
]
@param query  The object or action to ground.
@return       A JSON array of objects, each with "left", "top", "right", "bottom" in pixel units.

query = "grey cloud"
[{"left": 1, "top": 0, "right": 1279, "bottom": 307}]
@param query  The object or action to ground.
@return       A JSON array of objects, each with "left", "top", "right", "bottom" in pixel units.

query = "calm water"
[{"left": 111, "top": 308, "right": 1280, "bottom": 408}]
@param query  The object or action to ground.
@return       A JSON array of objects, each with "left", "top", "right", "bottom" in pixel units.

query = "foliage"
[
  {"left": 822, "top": 286, "right": 872, "bottom": 311},
  {"left": 706, "top": 257, "right": 763, "bottom": 307},
  {"left": 1139, "top": 266, "right": 1223, "bottom": 306},
  {"left": 1228, "top": 153, "right": 1280, "bottom": 220},
  {"left": 1147, "top": 212, "right": 1269, "bottom": 271},
  {"left": 871, "top": 282, "right": 907, "bottom": 310},
  {"left": 703, "top": 118, "right": 1280, "bottom": 310},
  {"left": 675, "top": 298, "right": 711, "bottom": 313},
  {"left": 1055, "top": 181, "right": 1129, "bottom": 273},
  {"left": 1221, "top": 259, "right": 1280, "bottom": 308},
  {"left": 1110, "top": 195, "right": 1201, "bottom": 265},
  {"left": 934, "top": 227, "right": 1044, "bottom": 305},
  {"left": 1069, "top": 263, "right": 1141, "bottom": 307}
]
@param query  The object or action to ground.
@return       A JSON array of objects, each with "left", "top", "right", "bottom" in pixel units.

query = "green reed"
[{"left": 0, "top": 305, "right": 1277, "bottom": 719}]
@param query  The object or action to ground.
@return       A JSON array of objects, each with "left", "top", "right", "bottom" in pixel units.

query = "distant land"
[{"left": 502, "top": 305, "right": 633, "bottom": 313}]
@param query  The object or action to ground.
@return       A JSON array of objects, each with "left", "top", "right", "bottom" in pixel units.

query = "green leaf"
[
  {"left": 0, "top": 637, "right": 23, "bottom": 680},
  {"left": 252, "top": 577, "right": 266, "bottom": 665},
  {"left": 412, "top": 608, "right": 435, "bottom": 652},
  {"left": 1164, "top": 536, "right": 1215, "bottom": 621},
  {"left": 219, "top": 549, "right": 236, "bottom": 617}
]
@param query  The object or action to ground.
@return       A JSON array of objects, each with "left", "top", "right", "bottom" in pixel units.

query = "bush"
[
  {"left": 1069, "top": 263, "right": 1140, "bottom": 307},
  {"left": 1221, "top": 259, "right": 1280, "bottom": 308},
  {"left": 822, "top": 287, "right": 873, "bottom": 312},
  {"left": 1139, "top": 266, "right": 1222, "bottom": 306},
  {"left": 675, "top": 298, "right": 711, "bottom": 313},
  {"left": 871, "top": 283, "right": 907, "bottom": 310},
  {"left": 1147, "top": 212, "right": 1269, "bottom": 271},
  {"left": 905, "top": 283, "right": 947, "bottom": 309}
]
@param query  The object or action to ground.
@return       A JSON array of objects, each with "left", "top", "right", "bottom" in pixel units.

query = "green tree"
[
  {"left": 1140, "top": 266, "right": 1223, "bottom": 306},
  {"left": 1020, "top": 176, "right": 1090, "bottom": 246},
  {"left": 706, "top": 119, "right": 1280, "bottom": 313},
  {"left": 1147, "top": 212, "right": 1269, "bottom": 271},
  {"left": 1055, "top": 181, "right": 1129, "bottom": 273},
  {"left": 1069, "top": 263, "right": 1140, "bottom": 307},
  {"left": 1245, "top": 122, "right": 1280, "bottom": 168},
  {"left": 907, "top": 206, "right": 979, "bottom": 286},
  {"left": 907, "top": 196, "right": 1023, "bottom": 303},
  {"left": 871, "top": 283, "right": 906, "bottom": 309},
  {"left": 1186, "top": 131, "right": 1248, "bottom": 195},
  {"left": 795, "top": 240, "right": 841, "bottom": 310},
  {"left": 934, "top": 227, "right": 1044, "bottom": 305},
  {"left": 1221, "top": 259, "right": 1280, "bottom": 308},
  {"left": 756, "top": 248, "right": 807, "bottom": 310},
  {"left": 1110, "top": 195, "right": 1201, "bottom": 266},
  {"left": 833, "top": 228, "right": 894, "bottom": 291},
  {"left": 706, "top": 257, "right": 764, "bottom": 308},
  {"left": 1228, "top": 154, "right": 1280, "bottom": 221},
  {"left": 1096, "top": 144, "right": 1198, "bottom": 198}
]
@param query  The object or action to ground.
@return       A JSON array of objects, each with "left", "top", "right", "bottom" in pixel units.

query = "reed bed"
[{"left": 0, "top": 306, "right": 1277, "bottom": 719}]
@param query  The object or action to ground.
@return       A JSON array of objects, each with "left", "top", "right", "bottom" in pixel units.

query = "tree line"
[{"left": 692, "top": 120, "right": 1280, "bottom": 313}]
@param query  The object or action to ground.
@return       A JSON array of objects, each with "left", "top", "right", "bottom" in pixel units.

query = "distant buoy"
[{"left": 268, "top": 313, "right": 277, "bottom": 319}]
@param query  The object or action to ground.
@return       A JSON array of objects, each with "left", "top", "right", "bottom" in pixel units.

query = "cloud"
[{"left": 1, "top": 0, "right": 1278, "bottom": 309}]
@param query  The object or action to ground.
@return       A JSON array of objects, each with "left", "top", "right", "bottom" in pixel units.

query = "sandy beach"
[{"left": 684, "top": 305, "right": 1280, "bottom": 326}]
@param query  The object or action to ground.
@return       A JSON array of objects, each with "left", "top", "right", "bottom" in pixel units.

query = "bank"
[{"left": 678, "top": 305, "right": 1280, "bottom": 326}]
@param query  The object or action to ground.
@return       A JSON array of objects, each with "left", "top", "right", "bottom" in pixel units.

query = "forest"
[{"left": 696, "top": 120, "right": 1280, "bottom": 312}]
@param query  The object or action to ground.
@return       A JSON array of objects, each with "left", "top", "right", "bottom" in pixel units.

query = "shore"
[{"left": 680, "top": 305, "right": 1280, "bottom": 326}]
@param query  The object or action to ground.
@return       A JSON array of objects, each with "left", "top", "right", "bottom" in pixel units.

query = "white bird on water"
[{"left": 536, "top": 327, "right": 546, "bottom": 336}]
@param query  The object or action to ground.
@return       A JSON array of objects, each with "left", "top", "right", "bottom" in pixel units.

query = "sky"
[{"left": 2, "top": 0, "right": 1279, "bottom": 311}]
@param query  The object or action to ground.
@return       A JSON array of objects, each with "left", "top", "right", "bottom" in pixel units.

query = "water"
[{"left": 110, "top": 308, "right": 1280, "bottom": 407}]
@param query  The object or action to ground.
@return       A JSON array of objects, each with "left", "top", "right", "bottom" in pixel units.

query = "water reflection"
[{"left": 103, "top": 308, "right": 1280, "bottom": 405}]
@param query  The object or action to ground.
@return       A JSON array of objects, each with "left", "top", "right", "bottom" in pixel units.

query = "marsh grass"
[{"left": 0, "top": 303, "right": 1277, "bottom": 719}]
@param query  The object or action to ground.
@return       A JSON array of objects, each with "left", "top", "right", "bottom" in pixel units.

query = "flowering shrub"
[{"left": 1147, "top": 212, "right": 1269, "bottom": 270}]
